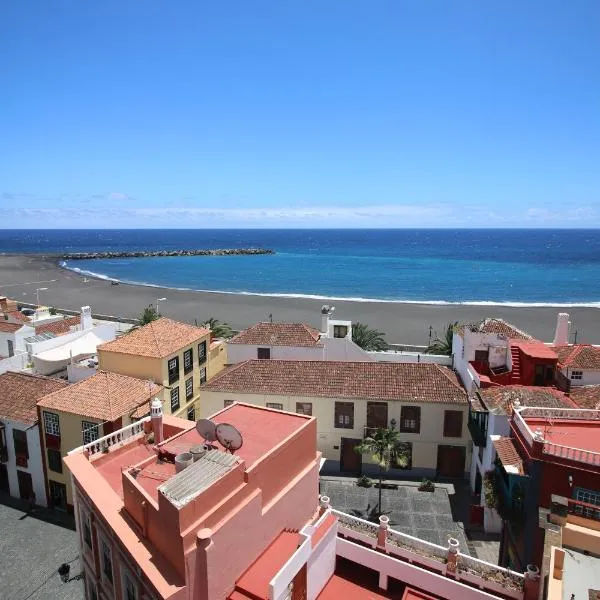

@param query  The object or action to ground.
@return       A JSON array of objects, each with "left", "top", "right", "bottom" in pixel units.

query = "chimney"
[
  {"left": 150, "top": 397, "right": 164, "bottom": 444},
  {"left": 321, "top": 305, "right": 335, "bottom": 337},
  {"left": 553, "top": 313, "right": 570, "bottom": 345},
  {"left": 80, "top": 306, "right": 93, "bottom": 330}
]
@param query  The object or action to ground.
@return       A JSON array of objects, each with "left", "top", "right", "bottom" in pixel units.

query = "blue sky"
[{"left": 1, "top": 1, "right": 599, "bottom": 228}]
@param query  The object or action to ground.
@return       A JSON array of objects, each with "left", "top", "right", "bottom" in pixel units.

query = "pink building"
[{"left": 65, "top": 402, "right": 541, "bottom": 600}]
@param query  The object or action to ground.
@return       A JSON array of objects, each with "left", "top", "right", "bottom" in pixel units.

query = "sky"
[{"left": 1, "top": 1, "right": 599, "bottom": 229}]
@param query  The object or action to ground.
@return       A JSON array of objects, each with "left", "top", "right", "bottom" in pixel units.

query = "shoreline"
[{"left": 1, "top": 253, "right": 599, "bottom": 344}]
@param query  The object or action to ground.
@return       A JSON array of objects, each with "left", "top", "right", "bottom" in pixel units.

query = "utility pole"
[
  {"left": 269, "top": 313, "right": 273, "bottom": 323},
  {"left": 428, "top": 325, "right": 433, "bottom": 346}
]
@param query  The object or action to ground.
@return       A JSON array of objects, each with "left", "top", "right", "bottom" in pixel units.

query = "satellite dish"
[
  {"left": 215, "top": 423, "right": 243, "bottom": 453},
  {"left": 196, "top": 419, "right": 217, "bottom": 442}
]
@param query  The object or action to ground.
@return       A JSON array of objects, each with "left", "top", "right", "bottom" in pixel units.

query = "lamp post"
[
  {"left": 156, "top": 297, "right": 166, "bottom": 315},
  {"left": 35, "top": 287, "right": 48, "bottom": 307}
]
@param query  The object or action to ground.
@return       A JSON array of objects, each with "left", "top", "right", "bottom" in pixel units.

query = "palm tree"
[
  {"left": 425, "top": 321, "right": 457, "bottom": 355},
  {"left": 139, "top": 305, "right": 160, "bottom": 326},
  {"left": 355, "top": 427, "right": 409, "bottom": 513},
  {"left": 200, "top": 317, "right": 235, "bottom": 339},
  {"left": 352, "top": 322, "right": 388, "bottom": 351}
]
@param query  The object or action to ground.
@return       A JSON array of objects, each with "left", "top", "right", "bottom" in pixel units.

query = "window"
[
  {"left": 185, "top": 377, "right": 193, "bottom": 400},
  {"left": 366, "top": 402, "right": 388, "bottom": 429},
  {"left": 12, "top": 429, "right": 28, "bottom": 458},
  {"left": 474, "top": 349, "right": 489, "bottom": 362},
  {"left": 396, "top": 442, "right": 413, "bottom": 469},
  {"left": 296, "top": 402, "right": 312, "bottom": 416},
  {"left": 183, "top": 348, "right": 193, "bottom": 374},
  {"left": 571, "top": 370, "right": 583, "bottom": 380},
  {"left": 43, "top": 411, "right": 60, "bottom": 436},
  {"left": 80, "top": 508, "right": 92, "bottom": 550},
  {"left": 224, "top": 399, "right": 234, "bottom": 407},
  {"left": 198, "top": 341, "right": 207, "bottom": 365},
  {"left": 170, "top": 387, "right": 180, "bottom": 412},
  {"left": 49, "top": 480, "right": 67, "bottom": 511},
  {"left": 122, "top": 571, "right": 138, "bottom": 600},
  {"left": 334, "top": 402, "right": 354, "bottom": 429},
  {"left": 82, "top": 421, "right": 99, "bottom": 445},
  {"left": 101, "top": 538, "right": 113, "bottom": 584},
  {"left": 574, "top": 487, "right": 600, "bottom": 519},
  {"left": 333, "top": 325, "right": 348, "bottom": 338},
  {"left": 47, "top": 449, "right": 63, "bottom": 473},
  {"left": 257, "top": 347, "right": 271, "bottom": 360},
  {"left": 187, "top": 406, "right": 195, "bottom": 421},
  {"left": 200, "top": 367, "right": 207, "bottom": 384},
  {"left": 400, "top": 406, "right": 421, "bottom": 434},
  {"left": 444, "top": 410, "right": 464, "bottom": 438},
  {"left": 168, "top": 356, "right": 179, "bottom": 384},
  {"left": 0, "top": 423, "right": 7, "bottom": 461},
  {"left": 267, "top": 402, "right": 283, "bottom": 410},
  {"left": 87, "top": 581, "right": 98, "bottom": 600}
]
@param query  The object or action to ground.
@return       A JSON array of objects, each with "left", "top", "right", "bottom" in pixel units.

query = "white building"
[
  {"left": 551, "top": 344, "right": 600, "bottom": 388},
  {"left": 0, "top": 372, "right": 68, "bottom": 506},
  {"left": 227, "top": 306, "right": 373, "bottom": 363}
]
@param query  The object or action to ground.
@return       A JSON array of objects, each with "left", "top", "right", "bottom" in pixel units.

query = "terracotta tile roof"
[
  {"left": 97, "top": 318, "right": 209, "bottom": 359},
  {"left": 479, "top": 385, "right": 576, "bottom": 415},
  {"left": 0, "top": 372, "right": 68, "bottom": 424},
  {"left": 551, "top": 345, "right": 600, "bottom": 370},
  {"left": 203, "top": 360, "right": 467, "bottom": 404},
  {"left": 492, "top": 436, "right": 524, "bottom": 475},
  {"left": 4, "top": 310, "right": 31, "bottom": 323},
  {"left": 0, "top": 321, "right": 24, "bottom": 333},
  {"left": 35, "top": 316, "right": 81, "bottom": 336},
  {"left": 37, "top": 370, "right": 162, "bottom": 421},
  {"left": 569, "top": 385, "right": 600, "bottom": 410},
  {"left": 456, "top": 318, "right": 532, "bottom": 340},
  {"left": 229, "top": 322, "right": 322, "bottom": 347}
]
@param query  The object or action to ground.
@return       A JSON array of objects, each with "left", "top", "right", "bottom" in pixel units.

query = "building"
[
  {"left": 201, "top": 360, "right": 471, "bottom": 478},
  {"left": 227, "top": 306, "right": 371, "bottom": 364},
  {"left": 0, "top": 296, "right": 32, "bottom": 325},
  {"left": 36, "top": 370, "right": 161, "bottom": 511},
  {"left": 0, "top": 320, "right": 34, "bottom": 374},
  {"left": 97, "top": 317, "right": 226, "bottom": 420},
  {"left": 0, "top": 371, "right": 68, "bottom": 505},
  {"left": 492, "top": 406, "right": 600, "bottom": 571},
  {"left": 466, "top": 386, "right": 577, "bottom": 532},
  {"left": 64, "top": 401, "right": 542, "bottom": 600},
  {"left": 551, "top": 343, "right": 600, "bottom": 390}
]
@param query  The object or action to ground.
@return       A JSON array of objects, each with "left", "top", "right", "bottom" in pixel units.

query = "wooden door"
[
  {"left": 437, "top": 445, "right": 466, "bottom": 478},
  {"left": 0, "top": 464, "right": 9, "bottom": 494},
  {"left": 340, "top": 438, "right": 362, "bottom": 473},
  {"left": 17, "top": 470, "right": 33, "bottom": 500}
]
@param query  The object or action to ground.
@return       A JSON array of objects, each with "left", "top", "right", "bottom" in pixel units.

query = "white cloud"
[{"left": 107, "top": 192, "right": 131, "bottom": 201}]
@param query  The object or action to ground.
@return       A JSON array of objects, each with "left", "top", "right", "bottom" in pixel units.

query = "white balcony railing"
[
  {"left": 387, "top": 528, "right": 448, "bottom": 565},
  {"left": 542, "top": 442, "right": 600, "bottom": 466},
  {"left": 76, "top": 417, "right": 150, "bottom": 457},
  {"left": 457, "top": 551, "right": 524, "bottom": 593}
]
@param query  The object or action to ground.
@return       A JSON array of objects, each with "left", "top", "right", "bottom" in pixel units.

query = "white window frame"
[
  {"left": 43, "top": 411, "right": 60, "bottom": 436},
  {"left": 266, "top": 402, "right": 284, "bottom": 410},
  {"left": 183, "top": 348, "right": 193, "bottom": 372},
  {"left": 170, "top": 387, "right": 180, "bottom": 412},
  {"left": 570, "top": 370, "right": 583, "bottom": 380},
  {"left": 120, "top": 564, "right": 138, "bottom": 600},
  {"left": 82, "top": 421, "right": 99, "bottom": 445},
  {"left": 99, "top": 534, "right": 114, "bottom": 587},
  {"left": 168, "top": 357, "right": 178, "bottom": 372},
  {"left": 199, "top": 367, "right": 207, "bottom": 384},
  {"left": 185, "top": 377, "right": 193, "bottom": 400}
]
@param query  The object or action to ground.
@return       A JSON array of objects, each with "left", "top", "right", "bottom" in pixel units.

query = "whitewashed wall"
[
  {"left": 369, "top": 351, "right": 451, "bottom": 365},
  {"left": 562, "top": 368, "right": 600, "bottom": 386},
  {"left": 227, "top": 344, "right": 323, "bottom": 363},
  {"left": 0, "top": 352, "right": 29, "bottom": 375}
]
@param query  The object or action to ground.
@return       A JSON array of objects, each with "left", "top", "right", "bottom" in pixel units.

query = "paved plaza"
[
  {"left": 0, "top": 497, "right": 84, "bottom": 600},
  {"left": 320, "top": 478, "right": 472, "bottom": 553}
]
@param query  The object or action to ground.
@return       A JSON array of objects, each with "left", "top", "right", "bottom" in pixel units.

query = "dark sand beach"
[{"left": 0, "top": 254, "right": 598, "bottom": 345}]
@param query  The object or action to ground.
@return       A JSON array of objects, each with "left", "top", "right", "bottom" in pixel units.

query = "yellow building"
[
  {"left": 201, "top": 360, "right": 471, "bottom": 478},
  {"left": 37, "top": 370, "right": 161, "bottom": 510},
  {"left": 97, "top": 317, "right": 227, "bottom": 421}
]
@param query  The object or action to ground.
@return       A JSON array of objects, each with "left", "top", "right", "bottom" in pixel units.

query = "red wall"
[
  {"left": 538, "top": 461, "right": 600, "bottom": 507},
  {"left": 518, "top": 354, "right": 556, "bottom": 386}
]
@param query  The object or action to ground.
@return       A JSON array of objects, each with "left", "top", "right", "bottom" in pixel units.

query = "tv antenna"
[
  {"left": 196, "top": 419, "right": 217, "bottom": 444},
  {"left": 215, "top": 423, "right": 243, "bottom": 453}
]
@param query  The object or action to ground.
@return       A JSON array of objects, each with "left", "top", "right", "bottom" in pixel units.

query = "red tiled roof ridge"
[
  {"left": 228, "top": 322, "right": 322, "bottom": 347},
  {"left": 432, "top": 363, "right": 467, "bottom": 393}
]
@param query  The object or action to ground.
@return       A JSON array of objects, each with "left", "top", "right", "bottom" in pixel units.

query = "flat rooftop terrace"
[
  {"left": 561, "top": 548, "right": 599, "bottom": 600},
  {"left": 524, "top": 418, "right": 600, "bottom": 454}
]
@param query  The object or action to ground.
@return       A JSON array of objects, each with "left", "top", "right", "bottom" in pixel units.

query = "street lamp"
[
  {"left": 35, "top": 287, "right": 48, "bottom": 307},
  {"left": 156, "top": 297, "right": 166, "bottom": 315}
]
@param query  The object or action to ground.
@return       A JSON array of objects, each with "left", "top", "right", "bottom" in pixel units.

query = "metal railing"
[{"left": 80, "top": 417, "right": 150, "bottom": 457}]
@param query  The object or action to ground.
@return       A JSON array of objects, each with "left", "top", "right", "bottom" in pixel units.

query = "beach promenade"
[{"left": 1, "top": 254, "right": 599, "bottom": 345}]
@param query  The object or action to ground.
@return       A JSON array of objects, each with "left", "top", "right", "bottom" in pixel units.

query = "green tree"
[
  {"left": 355, "top": 427, "right": 409, "bottom": 513},
  {"left": 351, "top": 322, "right": 388, "bottom": 351},
  {"left": 139, "top": 305, "right": 160, "bottom": 326},
  {"left": 200, "top": 317, "right": 235, "bottom": 339},
  {"left": 425, "top": 321, "right": 457, "bottom": 355}
]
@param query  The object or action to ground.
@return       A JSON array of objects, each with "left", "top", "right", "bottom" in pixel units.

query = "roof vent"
[
  {"left": 189, "top": 445, "right": 207, "bottom": 462},
  {"left": 174, "top": 452, "right": 194, "bottom": 473}
]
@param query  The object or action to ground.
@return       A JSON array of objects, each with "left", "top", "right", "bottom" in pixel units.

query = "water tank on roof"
[
  {"left": 189, "top": 445, "right": 207, "bottom": 462},
  {"left": 175, "top": 452, "right": 194, "bottom": 473}
]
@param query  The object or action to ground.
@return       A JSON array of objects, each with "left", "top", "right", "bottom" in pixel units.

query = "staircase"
[{"left": 510, "top": 346, "right": 521, "bottom": 384}]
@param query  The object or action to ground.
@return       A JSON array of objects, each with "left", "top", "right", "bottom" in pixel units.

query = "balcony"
[
  {"left": 468, "top": 410, "right": 488, "bottom": 447},
  {"left": 550, "top": 497, "right": 600, "bottom": 524}
]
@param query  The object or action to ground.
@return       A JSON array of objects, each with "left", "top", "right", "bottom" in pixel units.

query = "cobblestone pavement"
[
  {"left": 319, "top": 478, "right": 471, "bottom": 553},
  {"left": 0, "top": 498, "right": 84, "bottom": 600}
]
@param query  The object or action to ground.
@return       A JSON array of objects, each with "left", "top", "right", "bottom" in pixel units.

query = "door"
[
  {"left": 17, "top": 470, "right": 33, "bottom": 500},
  {"left": 0, "top": 464, "right": 9, "bottom": 494},
  {"left": 340, "top": 438, "right": 362, "bottom": 473},
  {"left": 49, "top": 479, "right": 68, "bottom": 511},
  {"left": 366, "top": 402, "right": 388, "bottom": 431},
  {"left": 534, "top": 364, "right": 545, "bottom": 386},
  {"left": 437, "top": 445, "right": 466, "bottom": 478},
  {"left": 7, "top": 339, "right": 14, "bottom": 357}
]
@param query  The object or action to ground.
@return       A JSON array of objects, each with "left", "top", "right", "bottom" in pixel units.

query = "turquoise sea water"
[{"left": 1, "top": 229, "right": 599, "bottom": 305}]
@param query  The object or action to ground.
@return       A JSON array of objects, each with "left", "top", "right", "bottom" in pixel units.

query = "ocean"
[{"left": 1, "top": 229, "right": 599, "bottom": 306}]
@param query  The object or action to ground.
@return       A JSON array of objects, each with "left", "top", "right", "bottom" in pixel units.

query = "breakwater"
[{"left": 62, "top": 248, "right": 274, "bottom": 260}]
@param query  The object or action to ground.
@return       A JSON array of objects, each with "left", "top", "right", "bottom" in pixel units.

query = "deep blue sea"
[{"left": 1, "top": 229, "right": 599, "bottom": 306}]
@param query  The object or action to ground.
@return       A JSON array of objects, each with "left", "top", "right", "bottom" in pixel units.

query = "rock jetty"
[{"left": 62, "top": 248, "right": 274, "bottom": 260}]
